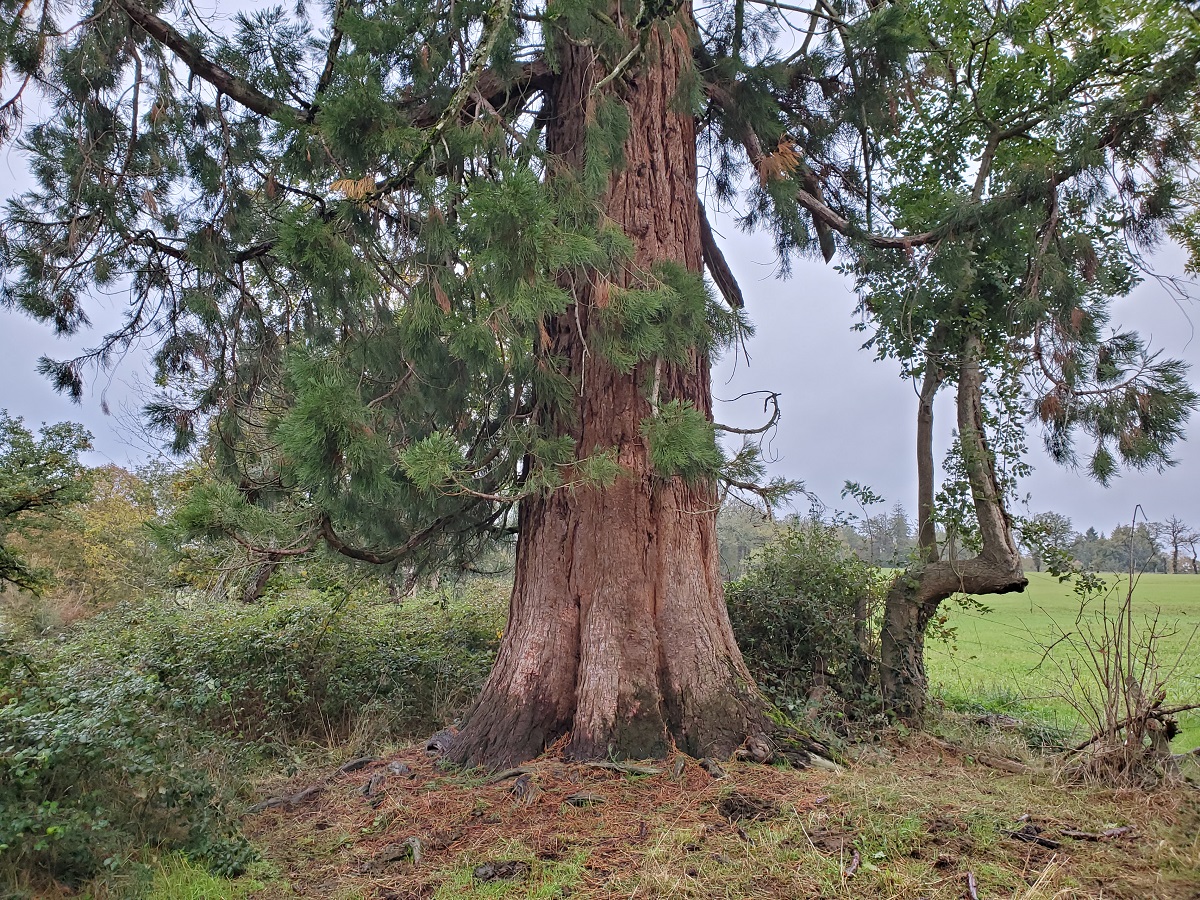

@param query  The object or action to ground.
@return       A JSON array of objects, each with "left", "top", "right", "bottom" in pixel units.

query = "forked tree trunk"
[
  {"left": 448, "top": 9, "right": 767, "bottom": 769},
  {"left": 880, "top": 333, "right": 1027, "bottom": 720}
]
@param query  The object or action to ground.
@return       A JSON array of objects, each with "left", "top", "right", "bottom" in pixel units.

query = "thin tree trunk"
[
  {"left": 240, "top": 556, "right": 281, "bottom": 604},
  {"left": 881, "top": 333, "right": 1027, "bottom": 720},
  {"left": 448, "top": 7, "right": 767, "bottom": 769},
  {"left": 914, "top": 351, "right": 944, "bottom": 564}
]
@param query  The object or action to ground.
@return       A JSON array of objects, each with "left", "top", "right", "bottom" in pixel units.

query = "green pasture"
[{"left": 926, "top": 572, "right": 1200, "bottom": 750}]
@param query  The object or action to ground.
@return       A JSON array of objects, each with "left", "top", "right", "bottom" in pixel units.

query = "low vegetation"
[
  {"left": 0, "top": 585, "right": 504, "bottom": 894},
  {"left": 2, "top": 467, "right": 1197, "bottom": 898}
]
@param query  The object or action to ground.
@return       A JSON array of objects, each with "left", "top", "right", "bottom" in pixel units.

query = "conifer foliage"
[{"left": 2, "top": 0, "right": 1198, "bottom": 763}]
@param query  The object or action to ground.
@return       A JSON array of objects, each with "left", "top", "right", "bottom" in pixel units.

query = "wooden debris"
[
  {"left": 584, "top": 761, "right": 663, "bottom": 776},
  {"left": 736, "top": 734, "right": 774, "bottom": 764},
  {"left": 717, "top": 791, "right": 780, "bottom": 822},
  {"left": 966, "top": 870, "right": 980, "bottom": 900},
  {"left": 425, "top": 728, "right": 457, "bottom": 757},
  {"left": 484, "top": 766, "right": 533, "bottom": 785},
  {"left": 246, "top": 783, "right": 325, "bottom": 813},
  {"left": 473, "top": 860, "right": 529, "bottom": 881},
  {"left": 564, "top": 792, "right": 606, "bottom": 806},
  {"left": 249, "top": 753, "right": 382, "bottom": 814},
  {"left": 842, "top": 848, "right": 861, "bottom": 879},
  {"left": 357, "top": 836, "right": 422, "bottom": 873},
  {"left": 928, "top": 736, "right": 1033, "bottom": 775},
  {"left": 1061, "top": 826, "right": 1132, "bottom": 841},
  {"left": 360, "top": 771, "right": 388, "bottom": 798},
  {"left": 403, "top": 835, "right": 423, "bottom": 864},
  {"left": 336, "top": 756, "right": 378, "bottom": 775},
  {"left": 510, "top": 773, "right": 542, "bottom": 806},
  {"left": 1009, "top": 823, "right": 1061, "bottom": 850}
]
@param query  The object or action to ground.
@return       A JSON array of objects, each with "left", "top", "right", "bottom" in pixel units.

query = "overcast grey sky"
[
  {"left": 710, "top": 223, "right": 1200, "bottom": 531},
  {"left": 2, "top": 96, "right": 1198, "bottom": 535}
]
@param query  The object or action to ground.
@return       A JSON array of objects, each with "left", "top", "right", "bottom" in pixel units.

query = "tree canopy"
[{"left": 0, "top": 412, "right": 93, "bottom": 593}]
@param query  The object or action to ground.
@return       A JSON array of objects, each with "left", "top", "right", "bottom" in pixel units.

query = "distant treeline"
[{"left": 717, "top": 502, "right": 1198, "bottom": 580}]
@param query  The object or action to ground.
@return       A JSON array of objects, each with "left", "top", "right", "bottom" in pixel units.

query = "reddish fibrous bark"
[{"left": 447, "top": 9, "right": 767, "bottom": 770}]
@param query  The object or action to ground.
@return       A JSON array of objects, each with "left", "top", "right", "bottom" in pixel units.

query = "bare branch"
[{"left": 698, "top": 199, "right": 744, "bottom": 309}]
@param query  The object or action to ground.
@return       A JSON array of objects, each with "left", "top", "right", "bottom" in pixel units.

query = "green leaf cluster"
[{"left": 0, "top": 413, "right": 92, "bottom": 594}]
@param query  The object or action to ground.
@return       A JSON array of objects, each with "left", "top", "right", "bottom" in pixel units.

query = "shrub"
[
  {"left": 726, "top": 521, "right": 885, "bottom": 719},
  {"left": 0, "top": 657, "right": 255, "bottom": 891},
  {"left": 25, "top": 582, "right": 506, "bottom": 752},
  {"left": 97, "top": 584, "right": 505, "bottom": 748},
  {"left": 0, "top": 580, "right": 506, "bottom": 892}
]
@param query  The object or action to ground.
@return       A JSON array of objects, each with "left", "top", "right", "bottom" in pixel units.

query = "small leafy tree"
[
  {"left": 727, "top": 521, "right": 885, "bottom": 719},
  {"left": 0, "top": 412, "right": 92, "bottom": 595},
  {"left": 1019, "top": 512, "right": 1074, "bottom": 574},
  {"left": 840, "top": 0, "right": 1200, "bottom": 718}
]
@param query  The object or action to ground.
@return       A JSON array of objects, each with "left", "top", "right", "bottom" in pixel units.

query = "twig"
[
  {"left": 842, "top": 848, "right": 861, "bottom": 879},
  {"left": 584, "top": 761, "right": 663, "bottom": 776},
  {"left": 1061, "top": 826, "right": 1132, "bottom": 841},
  {"left": 247, "top": 755, "right": 378, "bottom": 813},
  {"left": 483, "top": 766, "right": 534, "bottom": 784}
]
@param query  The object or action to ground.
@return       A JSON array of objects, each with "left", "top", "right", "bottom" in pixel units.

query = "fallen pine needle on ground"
[{"left": 237, "top": 737, "right": 1200, "bottom": 900}]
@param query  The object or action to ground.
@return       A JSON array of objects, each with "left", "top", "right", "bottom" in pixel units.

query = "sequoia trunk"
[{"left": 448, "top": 8, "right": 766, "bottom": 769}]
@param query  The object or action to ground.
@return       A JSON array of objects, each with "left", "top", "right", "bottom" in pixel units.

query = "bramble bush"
[
  {"left": 0, "top": 650, "right": 255, "bottom": 891},
  {"left": 25, "top": 582, "right": 506, "bottom": 750},
  {"left": 0, "top": 580, "right": 506, "bottom": 892},
  {"left": 121, "top": 584, "right": 505, "bottom": 747},
  {"left": 726, "top": 521, "right": 886, "bottom": 719}
]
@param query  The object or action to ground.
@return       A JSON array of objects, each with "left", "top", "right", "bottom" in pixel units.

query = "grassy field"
[{"left": 927, "top": 572, "right": 1200, "bottom": 750}]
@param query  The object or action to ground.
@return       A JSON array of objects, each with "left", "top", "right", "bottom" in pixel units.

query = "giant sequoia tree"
[{"left": 2, "top": 0, "right": 1198, "bottom": 764}]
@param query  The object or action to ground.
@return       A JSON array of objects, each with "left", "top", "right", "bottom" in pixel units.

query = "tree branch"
[
  {"left": 113, "top": 0, "right": 299, "bottom": 118},
  {"left": 319, "top": 514, "right": 452, "bottom": 564},
  {"left": 698, "top": 199, "right": 744, "bottom": 308},
  {"left": 703, "top": 41, "right": 1200, "bottom": 255}
]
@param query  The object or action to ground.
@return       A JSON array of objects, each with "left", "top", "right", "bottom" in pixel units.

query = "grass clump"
[
  {"left": 431, "top": 849, "right": 587, "bottom": 899},
  {"left": 145, "top": 855, "right": 275, "bottom": 900}
]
